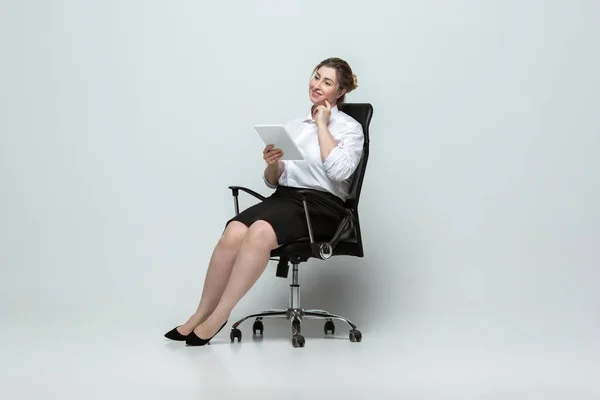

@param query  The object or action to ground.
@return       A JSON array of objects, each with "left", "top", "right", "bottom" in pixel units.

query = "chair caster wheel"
[
  {"left": 324, "top": 319, "right": 335, "bottom": 335},
  {"left": 230, "top": 328, "right": 242, "bottom": 343},
  {"left": 292, "top": 334, "right": 305, "bottom": 348},
  {"left": 349, "top": 329, "right": 362, "bottom": 342},
  {"left": 252, "top": 319, "right": 264, "bottom": 335}
]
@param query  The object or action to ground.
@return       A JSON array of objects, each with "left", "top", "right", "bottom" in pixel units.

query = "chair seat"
[{"left": 271, "top": 240, "right": 361, "bottom": 259}]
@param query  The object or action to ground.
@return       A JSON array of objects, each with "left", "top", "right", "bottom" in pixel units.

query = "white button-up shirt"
[{"left": 263, "top": 105, "right": 364, "bottom": 201}]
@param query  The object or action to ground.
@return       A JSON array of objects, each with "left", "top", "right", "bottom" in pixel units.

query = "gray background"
[{"left": 1, "top": 0, "right": 599, "bottom": 379}]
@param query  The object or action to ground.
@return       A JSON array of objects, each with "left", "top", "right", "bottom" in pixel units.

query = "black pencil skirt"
[{"left": 226, "top": 185, "right": 346, "bottom": 245}]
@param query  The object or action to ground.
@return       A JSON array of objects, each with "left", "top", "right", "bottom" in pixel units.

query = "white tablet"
[{"left": 254, "top": 125, "right": 304, "bottom": 161}]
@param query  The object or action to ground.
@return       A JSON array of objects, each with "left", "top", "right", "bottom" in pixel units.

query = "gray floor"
[{"left": 1, "top": 313, "right": 598, "bottom": 400}]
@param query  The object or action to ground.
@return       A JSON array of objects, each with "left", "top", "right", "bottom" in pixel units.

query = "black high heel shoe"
[
  {"left": 164, "top": 326, "right": 189, "bottom": 341},
  {"left": 185, "top": 320, "right": 228, "bottom": 346}
]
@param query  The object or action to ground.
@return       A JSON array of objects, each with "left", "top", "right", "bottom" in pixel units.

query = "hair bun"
[{"left": 352, "top": 73, "right": 358, "bottom": 90}]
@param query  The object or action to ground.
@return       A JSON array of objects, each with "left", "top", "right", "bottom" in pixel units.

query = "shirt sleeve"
[
  {"left": 323, "top": 122, "right": 364, "bottom": 181},
  {"left": 263, "top": 161, "right": 286, "bottom": 188}
]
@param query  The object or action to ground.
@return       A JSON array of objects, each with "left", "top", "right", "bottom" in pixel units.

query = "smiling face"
[{"left": 308, "top": 66, "right": 347, "bottom": 107}]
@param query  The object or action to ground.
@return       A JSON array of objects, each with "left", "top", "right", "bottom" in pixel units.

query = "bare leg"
[
  {"left": 176, "top": 221, "right": 248, "bottom": 335},
  {"left": 192, "top": 220, "right": 278, "bottom": 339}
]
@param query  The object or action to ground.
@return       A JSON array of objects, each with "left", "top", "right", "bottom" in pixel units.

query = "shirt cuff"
[
  {"left": 263, "top": 162, "right": 284, "bottom": 189},
  {"left": 263, "top": 173, "right": 278, "bottom": 189}
]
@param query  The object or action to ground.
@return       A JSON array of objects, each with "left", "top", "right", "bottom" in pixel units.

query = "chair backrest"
[
  {"left": 338, "top": 103, "right": 373, "bottom": 209},
  {"left": 337, "top": 102, "right": 373, "bottom": 257}
]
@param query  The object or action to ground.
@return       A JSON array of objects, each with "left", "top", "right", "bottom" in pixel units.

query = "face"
[{"left": 309, "top": 66, "right": 346, "bottom": 106}]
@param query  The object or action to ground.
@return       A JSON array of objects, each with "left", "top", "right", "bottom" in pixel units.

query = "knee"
[
  {"left": 220, "top": 221, "right": 248, "bottom": 249},
  {"left": 245, "top": 220, "right": 278, "bottom": 248}
]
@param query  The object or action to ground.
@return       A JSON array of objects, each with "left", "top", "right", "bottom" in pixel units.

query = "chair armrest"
[
  {"left": 297, "top": 191, "right": 354, "bottom": 259},
  {"left": 326, "top": 211, "right": 354, "bottom": 248},
  {"left": 228, "top": 186, "right": 266, "bottom": 201},
  {"left": 228, "top": 186, "right": 266, "bottom": 215}
]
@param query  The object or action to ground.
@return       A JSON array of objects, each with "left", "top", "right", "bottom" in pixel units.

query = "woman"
[{"left": 165, "top": 57, "right": 364, "bottom": 346}]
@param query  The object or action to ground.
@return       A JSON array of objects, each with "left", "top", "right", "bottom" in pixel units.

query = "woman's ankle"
[{"left": 178, "top": 312, "right": 208, "bottom": 333}]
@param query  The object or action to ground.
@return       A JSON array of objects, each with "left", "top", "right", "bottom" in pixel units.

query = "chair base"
[
  {"left": 228, "top": 264, "right": 362, "bottom": 348},
  {"left": 229, "top": 308, "right": 362, "bottom": 348}
]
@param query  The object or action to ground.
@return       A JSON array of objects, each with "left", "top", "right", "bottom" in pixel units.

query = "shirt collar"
[{"left": 303, "top": 104, "right": 340, "bottom": 123}]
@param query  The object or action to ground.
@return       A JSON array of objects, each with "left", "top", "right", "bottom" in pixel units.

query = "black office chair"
[{"left": 227, "top": 103, "right": 373, "bottom": 348}]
